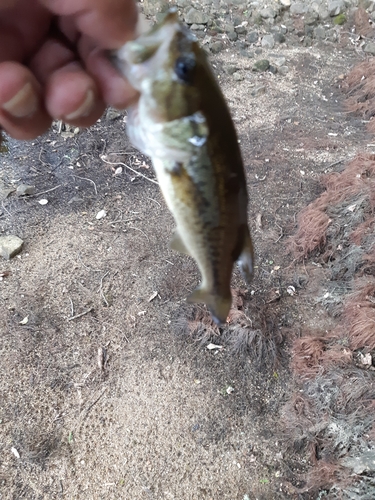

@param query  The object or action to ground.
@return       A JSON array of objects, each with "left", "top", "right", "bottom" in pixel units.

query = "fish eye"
[{"left": 175, "top": 56, "right": 196, "bottom": 84}]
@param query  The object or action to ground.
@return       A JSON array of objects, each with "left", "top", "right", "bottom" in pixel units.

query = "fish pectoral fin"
[
  {"left": 187, "top": 288, "right": 232, "bottom": 325},
  {"left": 169, "top": 231, "right": 190, "bottom": 255},
  {"left": 237, "top": 226, "right": 254, "bottom": 284}
]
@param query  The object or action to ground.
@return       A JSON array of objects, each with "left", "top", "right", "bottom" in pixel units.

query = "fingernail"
[
  {"left": 2, "top": 82, "right": 38, "bottom": 118},
  {"left": 65, "top": 89, "right": 95, "bottom": 121}
]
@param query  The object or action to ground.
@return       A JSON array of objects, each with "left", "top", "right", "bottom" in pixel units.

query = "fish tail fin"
[
  {"left": 187, "top": 288, "right": 232, "bottom": 325},
  {"left": 237, "top": 226, "right": 254, "bottom": 284}
]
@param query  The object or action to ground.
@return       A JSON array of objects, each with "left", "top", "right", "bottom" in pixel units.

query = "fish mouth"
[
  {"left": 112, "top": 7, "right": 198, "bottom": 107},
  {"left": 114, "top": 9, "right": 180, "bottom": 69}
]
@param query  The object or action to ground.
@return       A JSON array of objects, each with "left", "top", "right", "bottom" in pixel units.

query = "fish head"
[{"left": 114, "top": 9, "right": 203, "bottom": 123}]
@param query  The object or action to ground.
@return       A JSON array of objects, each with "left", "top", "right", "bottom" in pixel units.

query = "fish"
[{"left": 113, "top": 9, "right": 254, "bottom": 324}]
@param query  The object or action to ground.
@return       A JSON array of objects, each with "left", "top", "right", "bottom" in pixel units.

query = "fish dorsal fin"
[
  {"left": 187, "top": 288, "right": 232, "bottom": 325},
  {"left": 169, "top": 231, "right": 190, "bottom": 255},
  {"left": 237, "top": 227, "right": 254, "bottom": 284}
]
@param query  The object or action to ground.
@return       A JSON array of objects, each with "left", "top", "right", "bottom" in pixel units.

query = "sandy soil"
[{"left": 0, "top": 23, "right": 371, "bottom": 500}]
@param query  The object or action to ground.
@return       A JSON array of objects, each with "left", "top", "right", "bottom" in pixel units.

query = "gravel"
[
  {"left": 140, "top": 1, "right": 375, "bottom": 91},
  {"left": 141, "top": 0, "right": 375, "bottom": 57}
]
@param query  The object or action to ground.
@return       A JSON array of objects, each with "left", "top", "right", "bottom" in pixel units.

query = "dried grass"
[
  {"left": 285, "top": 280, "right": 375, "bottom": 492},
  {"left": 291, "top": 336, "right": 326, "bottom": 377},
  {"left": 282, "top": 64, "right": 375, "bottom": 496},
  {"left": 307, "top": 461, "right": 349, "bottom": 491},
  {"left": 350, "top": 218, "right": 375, "bottom": 245},
  {"left": 354, "top": 7, "right": 375, "bottom": 38},
  {"left": 291, "top": 335, "right": 352, "bottom": 379},
  {"left": 334, "top": 281, "right": 375, "bottom": 350},
  {"left": 290, "top": 206, "right": 331, "bottom": 259},
  {"left": 173, "top": 304, "right": 220, "bottom": 345},
  {"left": 322, "top": 155, "right": 375, "bottom": 208},
  {"left": 281, "top": 367, "right": 375, "bottom": 492},
  {"left": 343, "top": 57, "right": 375, "bottom": 132},
  {"left": 290, "top": 154, "right": 375, "bottom": 259},
  {"left": 173, "top": 288, "right": 284, "bottom": 367},
  {"left": 361, "top": 247, "right": 375, "bottom": 275}
]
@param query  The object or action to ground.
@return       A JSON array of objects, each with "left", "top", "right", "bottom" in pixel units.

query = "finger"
[
  {"left": 0, "top": 24, "right": 24, "bottom": 62},
  {"left": 39, "top": 0, "right": 138, "bottom": 48},
  {"left": 0, "top": 0, "right": 18, "bottom": 9},
  {"left": 0, "top": 61, "right": 51, "bottom": 139},
  {"left": 45, "top": 62, "right": 105, "bottom": 126},
  {"left": 0, "top": 0, "right": 51, "bottom": 59},
  {"left": 29, "top": 34, "right": 107, "bottom": 125},
  {"left": 29, "top": 37, "right": 77, "bottom": 84},
  {"left": 84, "top": 47, "right": 138, "bottom": 109}
]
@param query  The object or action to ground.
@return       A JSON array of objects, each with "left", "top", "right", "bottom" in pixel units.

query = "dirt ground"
[{"left": 0, "top": 22, "right": 373, "bottom": 500}]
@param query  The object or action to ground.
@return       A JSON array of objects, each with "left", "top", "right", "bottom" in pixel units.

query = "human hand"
[{"left": 0, "top": 0, "right": 138, "bottom": 140}]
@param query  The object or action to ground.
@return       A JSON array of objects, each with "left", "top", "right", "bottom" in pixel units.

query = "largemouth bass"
[{"left": 114, "top": 9, "right": 254, "bottom": 324}]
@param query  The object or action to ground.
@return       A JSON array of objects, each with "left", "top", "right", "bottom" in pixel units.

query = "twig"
[
  {"left": 106, "top": 151, "right": 135, "bottom": 156},
  {"left": 147, "top": 196, "right": 162, "bottom": 208},
  {"left": 275, "top": 222, "right": 284, "bottom": 243},
  {"left": 108, "top": 209, "right": 123, "bottom": 224},
  {"left": 77, "top": 253, "right": 103, "bottom": 272},
  {"left": 67, "top": 307, "right": 93, "bottom": 321},
  {"left": 80, "top": 388, "right": 107, "bottom": 419},
  {"left": 92, "top": 318, "right": 130, "bottom": 343},
  {"left": 101, "top": 156, "right": 158, "bottom": 185},
  {"left": 98, "top": 347, "right": 106, "bottom": 371},
  {"left": 33, "top": 185, "right": 62, "bottom": 197},
  {"left": 326, "top": 159, "right": 345, "bottom": 169},
  {"left": 73, "top": 175, "right": 98, "bottom": 195},
  {"left": 128, "top": 225, "right": 150, "bottom": 241},
  {"left": 98, "top": 271, "right": 110, "bottom": 307},
  {"left": 100, "top": 138, "right": 107, "bottom": 156},
  {"left": 69, "top": 297, "right": 74, "bottom": 317},
  {"left": 110, "top": 217, "right": 141, "bottom": 225},
  {"left": 1, "top": 201, "right": 11, "bottom": 216},
  {"left": 38, "top": 147, "right": 49, "bottom": 168},
  {"left": 146, "top": 196, "right": 161, "bottom": 207}
]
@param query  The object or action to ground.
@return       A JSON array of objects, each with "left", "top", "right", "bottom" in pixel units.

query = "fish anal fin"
[
  {"left": 169, "top": 231, "right": 190, "bottom": 255},
  {"left": 237, "top": 226, "right": 254, "bottom": 284},
  {"left": 187, "top": 288, "right": 232, "bottom": 325}
]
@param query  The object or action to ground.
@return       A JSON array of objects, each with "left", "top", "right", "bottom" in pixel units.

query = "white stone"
[
  {"left": 262, "top": 34, "right": 275, "bottom": 49},
  {"left": 0, "top": 235, "right": 23, "bottom": 260},
  {"left": 96, "top": 209, "right": 107, "bottom": 220},
  {"left": 328, "top": 0, "right": 345, "bottom": 16}
]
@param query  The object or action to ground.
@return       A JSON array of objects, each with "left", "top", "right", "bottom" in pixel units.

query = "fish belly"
[
  {"left": 152, "top": 157, "right": 215, "bottom": 288},
  {"left": 152, "top": 157, "right": 234, "bottom": 324}
]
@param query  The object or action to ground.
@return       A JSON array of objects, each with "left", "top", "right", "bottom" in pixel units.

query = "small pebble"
[
  {"left": 233, "top": 72, "right": 244, "bottom": 81},
  {"left": 262, "top": 34, "right": 275, "bottom": 49},
  {"left": 0, "top": 235, "right": 23, "bottom": 260},
  {"left": 209, "top": 41, "right": 224, "bottom": 54},
  {"left": 251, "top": 84, "right": 266, "bottom": 97},
  {"left": 253, "top": 59, "right": 270, "bottom": 72},
  {"left": 278, "top": 65, "right": 289, "bottom": 76},
  {"left": 16, "top": 184, "right": 35, "bottom": 196},
  {"left": 96, "top": 209, "right": 107, "bottom": 220}
]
